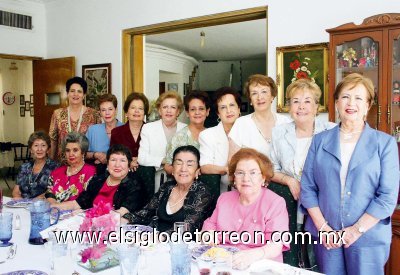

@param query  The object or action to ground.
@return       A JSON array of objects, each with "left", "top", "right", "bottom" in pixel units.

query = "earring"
[
  {"left": 196, "top": 175, "right": 199, "bottom": 180},
  {"left": 217, "top": 117, "right": 221, "bottom": 123}
]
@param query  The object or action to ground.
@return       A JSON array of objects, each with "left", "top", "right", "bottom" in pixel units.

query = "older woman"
[
  {"left": 123, "top": 145, "right": 214, "bottom": 235},
  {"left": 86, "top": 94, "right": 123, "bottom": 172},
  {"left": 138, "top": 91, "right": 186, "bottom": 201},
  {"left": 49, "top": 77, "right": 101, "bottom": 161},
  {"left": 199, "top": 87, "right": 241, "bottom": 193},
  {"left": 52, "top": 144, "right": 144, "bottom": 215},
  {"left": 269, "top": 79, "right": 335, "bottom": 267},
  {"left": 110, "top": 92, "right": 149, "bottom": 171},
  {"left": 45, "top": 132, "right": 96, "bottom": 203},
  {"left": 202, "top": 148, "right": 289, "bottom": 270},
  {"left": 164, "top": 90, "right": 210, "bottom": 174},
  {"left": 300, "top": 73, "right": 399, "bottom": 275},
  {"left": 229, "top": 74, "right": 291, "bottom": 158},
  {"left": 13, "top": 131, "right": 58, "bottom": 199}
]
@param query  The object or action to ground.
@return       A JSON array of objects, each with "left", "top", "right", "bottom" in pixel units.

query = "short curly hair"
[
  {"left": 28, "top": 131, "right": 51, "bottom": 149},
  {"left": 244, "top": 74, "right": 277, "bottom": 99},
  {"left": 183, "top": 90, "right": 210, "bottom": 111},
  {"left": 334, "top": 73, "right": 375, "bottom": 106},
  {"left": 229, "top": 148, "right": 274, "bottom": 185},
  {"left": 124, "top": 92, "right": 150, "bottom": 117},
  {"left": 66, "top": 77, "right": 87, "bottom": 94},
  {"left": 155, "top": 91, "right": 184, "bottom": 116},
  {"left": 98, "top": 93, "right": 118, "bottom": 109},
  {"left": 61, "top": 132, "right": 89, "bottom": 155}
]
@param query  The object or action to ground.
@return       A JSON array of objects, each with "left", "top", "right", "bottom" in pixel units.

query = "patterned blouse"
[
  {"left": 49, "top": 107, "right": 101, "bottom": 161},
  {"left": 165, "top": 126, "right": 200, "bottom": 164},
  {"left": 16, "top": 158, "right": 59, "bottom": 199},
  {"left": 45, "top": 163, "right": 96, "bottom": 202},
  {"left": 123, "top": 180, "right": 214, "bottom": 235}
]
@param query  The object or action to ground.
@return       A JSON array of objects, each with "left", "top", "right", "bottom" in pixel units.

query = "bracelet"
[{"left": 319, "top": 220, "right": 328, "bottom": 231}]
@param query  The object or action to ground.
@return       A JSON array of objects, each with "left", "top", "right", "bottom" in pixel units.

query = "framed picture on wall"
[
  {"left": 30, "top": 94, "right": 34, "bottom": 103},
  {"left": 24, "top": 101, "right": 30, "bottom": 111},
  {"left": 30, "top": 106, "right": 34, "bottom": 117},
  {"left": 82, "top": 63, "right": 112, "bottom": 109},
  {"left": 167, "top": 83, "right": 178, "bottom": 92},
  {"left": 20, "top": 95, "right": 25, "bottom": 106},
  {"left": 20, "top": 107, "right": 25, "bottom": 117},
  {"left": 276, "top": 42, "right": 329, "bottom": 113}
]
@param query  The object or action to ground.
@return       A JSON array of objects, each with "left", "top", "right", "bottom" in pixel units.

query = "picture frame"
[
  {"left": 29, "top": 94, "right": 33, "bottom": 103},
  {"left": 20, "top": 95, "right": 24, "bottom": 105},
  {"left": 167, "top": 83, "right": 178, "bottom": 92},
  {"left": 20, "top": 107, "right": 25, "bottom": 117},
  {"left": 24, "top": 101, "right": 30, "bottom": 111},
  {"left": 82, "top": 63, "right": 112, "bottom": 109},
  {"left": 276, "top": 42, "right": 329, "bottom": 113},
  {"left": 30, "top": 106, "right": 34, "bottom": 117}
]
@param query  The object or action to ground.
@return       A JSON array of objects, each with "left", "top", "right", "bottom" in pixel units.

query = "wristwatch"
[{"left": 355, "top": 222, "right": 366, "bottom": 234}]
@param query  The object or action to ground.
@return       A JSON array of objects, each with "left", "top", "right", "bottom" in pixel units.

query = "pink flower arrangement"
[{"left": 79, "top": 201, "right": 119, "bottom": 264}]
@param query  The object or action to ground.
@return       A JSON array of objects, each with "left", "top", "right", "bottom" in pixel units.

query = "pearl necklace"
[
  {"left": 67, "top": 106, "right": 84, "bottom": 133},
  {"left": 340, "top": 128, "right": 363, "bottom": 140},
  {"left": 106, "top": 176, "right": 119, "bottom": 187},
  {"left": 169, "top": 187, "right": 187, "bottom": 208}
]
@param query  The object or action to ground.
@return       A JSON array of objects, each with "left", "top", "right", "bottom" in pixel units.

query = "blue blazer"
[{"left": 300, "top": 124, "right": 399, "bottom": 246}]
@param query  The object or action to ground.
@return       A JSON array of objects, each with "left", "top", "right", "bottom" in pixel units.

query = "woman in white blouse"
[
  {"left": 137, "top": 91, "right": 186, "bottom": 201},
  {"left": 269, "top": 79, "right": 335, "bottom": 267},
  {"left": 229, "top": 74, "right": 291, "bottom": 158},
  {"left": 199, "top": 87, "right": 241, "bottom": 193}
]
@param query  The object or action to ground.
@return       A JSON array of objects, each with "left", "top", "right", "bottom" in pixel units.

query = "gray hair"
[{"left": 61, "top": 132, "right": 89, "bottom": 155}]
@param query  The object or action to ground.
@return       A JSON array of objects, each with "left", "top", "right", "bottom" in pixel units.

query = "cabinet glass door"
[
  {"left": 335, "top": 37, "right": 379, "bottom": 128},
  {"left": 391, "top": 33, "right": 400, "bottom": 140}
]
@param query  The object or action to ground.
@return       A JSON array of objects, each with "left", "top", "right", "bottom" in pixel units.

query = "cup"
[
  {"left": 170, "top": 243, "right": 191, "bottom": 275},
  {"left": 173, "top": 221, "right": 189, "bottom": 243},
  {"left": 197, "top": 257, "right": 212, "bottom": 275},
  {"left": 0, "top": 212, "right": 13, "bottom": 247},
  {"left": 117, "top": 244, "right": 140, "bottom": 275}
]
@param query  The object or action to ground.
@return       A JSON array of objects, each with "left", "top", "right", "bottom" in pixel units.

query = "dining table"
[{"left": 0, "top": 197, "right": 323, "bottom": 275}]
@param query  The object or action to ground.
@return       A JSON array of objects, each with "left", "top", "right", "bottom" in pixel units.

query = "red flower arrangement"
[{"left": 289, "top": 53, "right": 318, "bottom": 83}]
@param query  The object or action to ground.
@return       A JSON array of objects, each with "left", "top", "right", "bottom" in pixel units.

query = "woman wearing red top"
[{"left": 52, "top": 144, "right": 144, "bottom": 215}]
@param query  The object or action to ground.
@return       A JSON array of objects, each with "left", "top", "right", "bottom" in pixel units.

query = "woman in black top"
[
  {"left": 52, "top": 144, "right": 144, "bottom": 215},
  {"left": 123, "top": 145, "right": 214, "bottom": 235}
]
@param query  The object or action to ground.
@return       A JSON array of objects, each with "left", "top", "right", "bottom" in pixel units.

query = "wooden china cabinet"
[{"left": 327, "top": 13, "right": 400, "bottom": 275}]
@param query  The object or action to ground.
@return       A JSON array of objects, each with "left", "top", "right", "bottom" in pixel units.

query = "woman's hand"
[
  {"left": 286, "top": 177, "right": 300, "bottom": 200},
  {"left": 342, "top": 225, "right": 362, "bottom": 248},
  {"left": 232, "top": 249, "right": 260, "bottom": 270},
  {"left": 319, "top": 225, "right": 343, "bottom": 250},
  {"left": 130, "top": 157, "right": 139, "bottom": 171},
  {"left": 94, "top": 152, "right": 107, "bottom": 164}
]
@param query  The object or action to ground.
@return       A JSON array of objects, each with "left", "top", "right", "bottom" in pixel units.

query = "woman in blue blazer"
[{"left": 300, "top": 73, "right": 399, "bottom": 275}]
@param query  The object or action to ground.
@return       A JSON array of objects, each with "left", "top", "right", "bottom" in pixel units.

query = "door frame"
[{"left": 121, "top": 6, "right": 268, "bottom": 101}]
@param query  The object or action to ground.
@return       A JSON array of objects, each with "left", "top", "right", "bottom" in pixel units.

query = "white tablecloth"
[{"left": 0, "top": 198, "right": 323, "bottom": 275}]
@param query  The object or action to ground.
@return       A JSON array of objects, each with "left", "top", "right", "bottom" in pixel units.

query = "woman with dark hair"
[
  {"left": 123, "top": 145, "right": 214, "bottom": 234},
  {"left": 164, "top": 91, "right": 210, "bottom": 174},
  {"left": 110, "top": 92, "right": 149, "bottom": 171},
  {"left": 51, "top": 144, "right": 144, "bottom": 215},
  {"left": 199, "top": 87, "right": 241, "bottom": 193},
  {"left": 49, "top": 76, "right": 101, "bottom": 161},
  {"left": 13, "top": 131, "right": 58, "bottom": 199},
  {"left": 229, "top": 74, "right": 291, "bottom": 158},
  {"left": 86, "top": 94, "right": 123, "bottom": 172},
  {"left": 45, "top": 132, "right": 96, "bottom": 203}
]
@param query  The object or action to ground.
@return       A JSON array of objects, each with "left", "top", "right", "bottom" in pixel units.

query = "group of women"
[{"left": 13, "top": 73, "right": 399, "bottom": 274}]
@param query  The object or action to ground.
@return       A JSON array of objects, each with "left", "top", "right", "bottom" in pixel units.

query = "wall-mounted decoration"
[
  {"left": 3, "top": 92, "right": 15, "bottom": 105},
  {"left": 30, "top": 106, "right": 34, "bottom": 117},
  {"left": 82, "top": 63, "right": 112, "bottom": 109},
  {"left": 45, "top": 92, "right": 61, "bottom": 106},
  {"left": 167, "top": 83, "right": 178, "bottom": 92},
  {"left": 20, "top": 95, "right": 25, "bottom": 105},
  {"left": 276, "top": 42, "right": 329, "bottom": 113},
  {"left": 30, "top": 94, "right": 33, "bottom": 103},
  {"left": 24, "top": 101, "right": 30, "bottom": 111},
  {"left": 20, "top": 107, "right": 25, "bottom": 117}
]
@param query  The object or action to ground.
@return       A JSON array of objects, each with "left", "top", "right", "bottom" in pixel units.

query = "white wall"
[
  {"left": 2, "top": 0, "right": 399, "bottom": 121},
  {"left": 0, "top": 59, "right": 34, "bottom": 143},
  {"left": 0, "top": 0, "right": 46, "bottom": 57}
]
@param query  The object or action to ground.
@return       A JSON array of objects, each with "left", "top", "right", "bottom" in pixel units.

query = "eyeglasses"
[
  {"left": 234, "top": 170, "right": 262, "bottom": 180},
  {"left": 173, "top": 159, "right": 197, "bottom": 168},
  {"left": 250, "top": 90, "right": 270, "bottom": 98}
]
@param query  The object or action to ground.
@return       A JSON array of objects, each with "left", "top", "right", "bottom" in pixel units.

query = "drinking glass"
[
  {"left": 47, "top": 231, "right": 74, "bottom": 274},
  {"left": 173, "top": 221, "right": 189, "bottom": 243},
  {"left": 117, "top": 244, "right": 140, "bottom": 275},
  {"left": 0, "top": 212, "right": 13, "bottom": 247},
  {"left": 170, "top": 243, "right": 191, "bottom": 275}
]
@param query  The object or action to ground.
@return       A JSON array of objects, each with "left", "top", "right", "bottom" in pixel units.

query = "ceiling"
[{"left": 146, "top": 19, "right": 267, "bottom": 61}]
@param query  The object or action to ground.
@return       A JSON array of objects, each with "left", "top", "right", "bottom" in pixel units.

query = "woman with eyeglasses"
[
  {"left": 123, "top": 145, "right": 214, "bottom": 235},
  {"left": 163, "top": 90, "right": 210, "bottom": 175},
  {"left": 229, "top": 74, "right": 291, "bottom": 158},
  {"left": 137, "top": 91, "right": 186, "bottom": 202},
  {"left": 202, "top": 148, "right": 289, "bottom": 270},
  {"left": 110, "top": 92, "right": 149, "bottom": 171}
]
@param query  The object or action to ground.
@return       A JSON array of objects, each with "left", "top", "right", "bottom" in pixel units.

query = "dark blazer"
[
  {"left": 76, "top": 172, "right": 144, "bottom": 212},
  {"left": 110, "top": 122, "right": 143, "bottom": 157}
]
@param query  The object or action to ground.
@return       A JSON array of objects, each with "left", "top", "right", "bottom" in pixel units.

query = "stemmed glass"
[{"left": 0, "top": 212, "right": 13, "bottom": 247}]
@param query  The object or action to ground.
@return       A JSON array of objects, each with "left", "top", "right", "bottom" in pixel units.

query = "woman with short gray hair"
[{"left": 46, "top": 132, "right": 96, "bottom": 203}]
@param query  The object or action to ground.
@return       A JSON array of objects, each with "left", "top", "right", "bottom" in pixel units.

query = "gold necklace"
[
  {"left": 66, "top": 162, "right": 85, "bottom": 176},
  {"left": 252, "top": 113, "right": 274, "bottom": 143}
]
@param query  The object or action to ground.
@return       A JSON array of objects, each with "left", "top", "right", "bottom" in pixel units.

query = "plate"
[
  {"left": 191, "top": 245, "right": 239, "bottom": 260},
  {"left": 51, "top": 210, "right": 73, "bottom": 221},
  {"left": 2, "top": 270, "right": 48, "bottom": 275},
  {"left": 5, "top": 199, "right": 32, "bottom": 208},
  {"left": 122, "top": 224, "right": 153, "bottom": 233}
]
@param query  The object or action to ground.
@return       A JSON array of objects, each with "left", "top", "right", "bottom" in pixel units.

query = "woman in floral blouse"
[
  {"left": 49, "top": 77, "right": 101, "bottom": 161},
  {"left": 123, "top": 145, "right": 214, "bottom": 235},
  {"left": 45, "top": 132, "right": 96, "bottom": 202},
  {"left": 13, "top": 131, "right": 58, "bottom": 199}
]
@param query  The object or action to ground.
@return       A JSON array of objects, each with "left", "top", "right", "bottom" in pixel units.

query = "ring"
[{"left": 327, "top": 247, "right": 331, "bottom": 250}]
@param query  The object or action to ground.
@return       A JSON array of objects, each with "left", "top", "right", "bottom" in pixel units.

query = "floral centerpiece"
[
  {"left": 78, "top": 201, "right": 120, "bottom": 271},
  {"left": 289, "top": 53, "right": 319, "bottom": 83}
]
